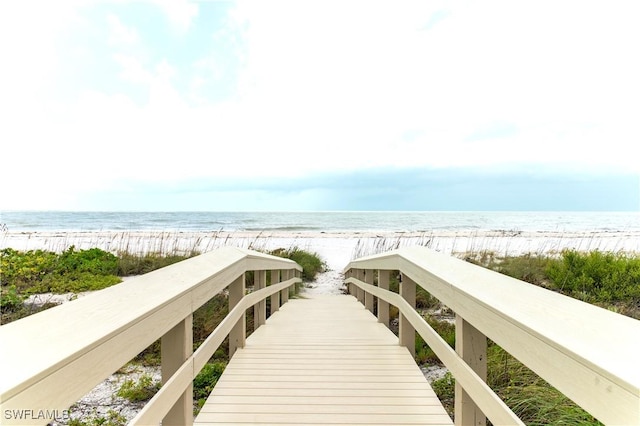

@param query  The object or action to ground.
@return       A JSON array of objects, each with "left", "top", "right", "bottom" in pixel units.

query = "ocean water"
[{"left": 1, "top": 211, "right": 638, "bottom": 233}]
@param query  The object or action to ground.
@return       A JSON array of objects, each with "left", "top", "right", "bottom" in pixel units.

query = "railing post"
[
  {"left": 345, "top": 269, "right": 355, "bottom": 295},
  {"left": 399, "top": 273, "right": 416, "bottom": 356},
  {"left": 455, "top": 316, "right": 487, "bottom": 426},
  {"left": 294, "top": 269, "right": 301, "bottom": 294},
  {"left": 281, "top": 269, "right": 290, "bottom": 304},
  {"left": 355, "top": 269, "right": 365, "bottom": 304},
  {"left": 270, "top": 269, "right": 280, "bottom": 314},
  {"left": 364, "top": 269, "right": 374, "bottom": 313},
  {"left": 229, "top": 274, "right": 246, "bottom": 357},
  {"left": 254, "top": 270, "right": 267, "bottom": 330},
  {"left": 161, "top": 314, "right": 193, "bottom": 425},
  {"left": 377, "top": 269, "right": 390, "bottom": 328}
]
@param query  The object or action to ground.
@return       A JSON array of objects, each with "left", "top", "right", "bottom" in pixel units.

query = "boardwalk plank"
[{"left": 194, "top": 295, "right": 453, "bottom": 426}]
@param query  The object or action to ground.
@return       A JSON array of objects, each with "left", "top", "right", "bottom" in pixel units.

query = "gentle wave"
[{"left": 1, "top": 211, "right": 639, "bottom": 234}]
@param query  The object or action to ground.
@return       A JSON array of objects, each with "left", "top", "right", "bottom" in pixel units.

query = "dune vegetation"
[{"left": 425, "top": 249, "right": 640, "bottom": 424}]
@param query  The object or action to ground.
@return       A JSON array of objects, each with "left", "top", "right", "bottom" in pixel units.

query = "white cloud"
[
  {"left": 148, "top": 0, "right": 198, "bottom": 34},
  {"left": 0, "top": 2, "right": 83, "bottom": 106},
  {"left": 106, "top": 13, "right": 139, "bottom": 46},
  {"left": 113, "top": 54, "right": 152, "bottom": 84},
  {"left": 2, "top": 1, "right": 639, "bottom": 210},
  {"left": 224, "top": 1, "right": 640, "bottom": 173}
]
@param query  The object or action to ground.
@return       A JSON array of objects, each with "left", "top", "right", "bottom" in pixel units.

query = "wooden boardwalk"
[{"left": 194, "top": 294, "right": 453, "bottom": 425}]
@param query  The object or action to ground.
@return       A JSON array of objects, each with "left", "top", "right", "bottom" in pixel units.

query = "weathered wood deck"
[{"left": 194, "top": 294, "right": 452, "bottom": 425}]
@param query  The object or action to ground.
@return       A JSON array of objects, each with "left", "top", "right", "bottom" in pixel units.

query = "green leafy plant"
[
  {"left": 116, "top": 374, "right": 160, "bottom": 402},
  {"left": 546, "top": 250, "right": 640, "bottom": 304},
  {"left": 116, "top": 252, "right": 196, "bottom": 276},
  {"left": 194, "top": 361, "right": 227, "bottom": 412},
  {"left": 67, "top": 409, "right": 127, "bottom": 426},
  {"left": 431, "top": 345, "right": 602, "bottom": 425},
  {"left": 0, "top": 285, "right": 24, "bottom": 312},
  {"left": 193, "top": 295, "right": 229, "bottom": 349},
  {"left": 415, "top": 317, "right": 455, "bottom": 365},
  {"left": 57, "top": 246, "right": 118, "bottom": 275},
  {"left": 431, "top": 372, "right": 455, "bottom": 410},
  {"left": 1, "top": 248, "right": 58, "bottom": 289},
  {"left": 270, "top": 247, "right": 325, "bottom": 281},
  {"left": 465, "top": 249, "right": 640, "bottom": 319},
  {"left": 0, "top": 247, "right": 122, "bottom": 295}
]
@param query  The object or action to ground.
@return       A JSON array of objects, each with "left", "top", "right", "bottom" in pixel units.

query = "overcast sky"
[{"left": 1, "top": 1, "right": 638, "bottom": 211}]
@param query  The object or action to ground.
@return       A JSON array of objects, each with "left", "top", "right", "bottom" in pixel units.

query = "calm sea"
[{"left": 1, "top": 211, "right": 638, "bottom": 233}]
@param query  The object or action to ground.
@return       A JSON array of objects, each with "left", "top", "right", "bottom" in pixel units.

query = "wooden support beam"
[
  {"left": 270, "top": 269, "right": 280, "bottom": 315},
  {"left": 254, "top": 270, "right": 267, "bottom": 330},
  {"left": 345, "top": 269, "right": 355, "bottom": 295},
  {"left": 281, "top": 270, "right": 290, "bottom": 304},
  {"left": 455, "top": 316, "right": 487, "bottom": 426},
  {"left": 377, "top": 270, "right": 390, "bottom": 328},
  {"left": 229, "top": 274, "right": 246, "bottom": 357},
  {"left": 355, "top": 269, "right": 365, "bottom": 304},
  {"left": 364, "top": 269, "right": 374, "bottom": 313},
  {"left": 399, "top": 273, "right": 416, "bottom": 356},
  {"left": 161, "top": 314, "right": 193, "bottom": 426}
]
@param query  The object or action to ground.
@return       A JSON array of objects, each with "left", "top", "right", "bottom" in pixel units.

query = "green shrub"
[
  {"left": 270, "top": 248, "right": 325, "bottom": 281},
  {"left": 488, "top": 345, "right": 602, "bottom": 425},
  {"left": 416, "top": 286, "right": 439, "bottom": 309},
  {"left": 431, "top": 372, "right": 455, "bottom": 415},
  {"left": 546, "top": 250, "right": 640, "bottom": 303},
  {"left": 116, "top": 252, "right": 195, "bottom": 276},
  {"left": 0, "top": 248, "right": 58, "bottom": 289},
  {"left": 1, "top": 247, "right": 122, "bottom": 296},
  {"left": 133, "top": 340, "right": 162, "bottom": 366},
  {"left": 415, "top": 317, "right": 455, "bottom": 365},
  {"left": 29, "top": 272, "right": 121, "bottom": 294},
  {"left": 465, "top": 250, "right": 640, "bottom": 318},
  {"left": 68, "top": 410, "right": 127, "bottom": 426},
  {"left": 193, "top": 294, "right": 229, "bottom": 349},
  {"left": 385, "top": 271, "right": 437, "bottom": 309},
  {"left": 0, "top": 285, "right": 24, "bottom": 312},
  {"left": 431, "top": 345, "right": 602, "bottom": 425},
  {"left": 491, "top": 254, "right": 555, "bottom": 287},
  {"left": 57, "top": 246, "right": 118, "bottom": 275},
  {"left": 116, "top": 374, "right": 160, "bottom": 402},
  {"left": 194, "top": 362, "right": 227, "bottom": 401}
]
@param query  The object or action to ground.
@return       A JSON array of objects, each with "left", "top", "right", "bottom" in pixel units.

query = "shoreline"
[{"left": 2, "top": 230, "right": 639, "bottom": 270}]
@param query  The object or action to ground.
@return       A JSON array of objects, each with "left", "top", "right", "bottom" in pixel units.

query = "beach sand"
[{"left": 2, "top": 230, "right": 639, "bottom": 271}]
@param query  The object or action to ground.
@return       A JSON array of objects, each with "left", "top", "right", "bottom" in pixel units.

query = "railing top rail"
[
  {"left": 344, "top": 246, "right": 640, "bottom": 425},
  {"left": 130, "top": 276, "right": 299, "bottom": 425},
  {"left": 0, "top": 247, "right": 300, "bottom": 403}
]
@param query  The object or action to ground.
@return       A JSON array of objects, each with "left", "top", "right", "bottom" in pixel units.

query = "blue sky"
[{"left": 1, "top": 1, "right": 638, "bottom": 211}]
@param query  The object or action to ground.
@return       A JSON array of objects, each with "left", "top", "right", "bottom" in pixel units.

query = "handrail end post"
[
  {"left": 399, "top": 273, "right": 416, "bottom": 357},
  {"left": 454, "top": 315, "right": 487, "bottom": 426},
  {"left": 281, "top": 270, "right": 291, "bottom": 304},
  {"left": 377, "top": 270, "right": 390, "bottom": 328},
  {"left": 229, "top": 274, "right": 246, "bottom": 357},
  {"left": 254, "top": 270, "right": 267, "bottom": 330},
  {"left": 364, "top": 269, "right": 375, "bottom": 313},
  {"left": 161, "top": 313, "right": 194, "bottom": 426},
  {"left": 355, "top": 269, "right": 365, "bottom": 304},
  {"left": 270, "top": 269, "right": 281, "bottom": 314}
]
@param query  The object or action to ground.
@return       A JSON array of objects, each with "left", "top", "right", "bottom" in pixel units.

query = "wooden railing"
[
  {"left": 0, "top": 247, "right": 302, "bottom": 426},
  {"left": 344, "top": 246, "right": 640, "bottom": 426}
]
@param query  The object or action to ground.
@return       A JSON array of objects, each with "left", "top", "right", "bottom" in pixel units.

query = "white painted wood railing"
[
  {"left": 344, "top": 246, "right": 640, "bottom": 426},
  {"left": 0, "top": 247, "right": 302, "bottom": 426}
]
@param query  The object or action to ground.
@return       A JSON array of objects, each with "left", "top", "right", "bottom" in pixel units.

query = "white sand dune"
[{"left": 2, "top": 230, "right": 638, "bottom": 271}]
